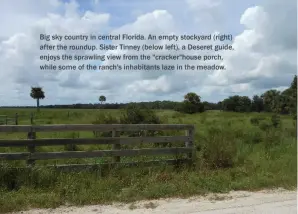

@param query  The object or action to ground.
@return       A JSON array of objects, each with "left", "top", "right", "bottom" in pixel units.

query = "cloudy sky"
[{"left": 0, "top": 0, "right": 296, "bottom": 106}]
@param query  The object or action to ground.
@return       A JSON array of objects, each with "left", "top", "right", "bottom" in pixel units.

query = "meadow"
[{"left": 0, "top": 108, "right": 296, "bottom": 213}]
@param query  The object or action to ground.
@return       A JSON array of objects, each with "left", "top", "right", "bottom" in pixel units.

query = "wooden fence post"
[
  {"left": 30, "top": 113, "right": 33, "bottom": 124},
  {"left": 185, "top": 128, "right": 195, "bottom": 164},
  {"left": 112, "top": 130, "right": 120, "bottom": 163},
  {"left": 5, "top": 116, "right": 7, "bottom": 125},
  {"left": 27, "top": 129, "right": 36, "bottom": 166},
  {"left": 15, "top": 113, "right": 18, "bottom": 125}
]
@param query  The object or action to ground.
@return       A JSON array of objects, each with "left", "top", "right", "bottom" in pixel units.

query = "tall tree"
[
  {"left": 180, "top": 92, "right": 204, "bottom": 113},
  {"left": 238, "top": 96, "right": 252, "bottom": 112},
  {"left": 251, "top": 95, "right": 264, "bottom": 112},
  {"left": 30, "top": 87, "right": 45, "bottom": 111},
  {"left": 99, "top": 95, "right": 106, "bottom": 104},
  {"left": 184, "top": 92, "right": 201, "bottom": 104},
  {"left": 221, "top": 95, "right": 252, "bottom": 112},
  {"left": 261, "top": 90, "right": 280, "bottom": 112}
]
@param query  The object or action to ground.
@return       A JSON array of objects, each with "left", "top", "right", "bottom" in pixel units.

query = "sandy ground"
[{"left": 12, "top": 188, "right": 297, "bottom": 214}]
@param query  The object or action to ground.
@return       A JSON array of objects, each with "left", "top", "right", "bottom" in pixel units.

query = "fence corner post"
[
  {"left": 185, "top": 126, "right": 195, "bottom": 166},
  {"left": 112, "top": 129, "right": 121, "bottom": 164},
  {"left": 15, "top": 113, "right": 18, "bottom": 125},
  {"left": 27, "top": 129, "right": 36, "bottom": 167}
]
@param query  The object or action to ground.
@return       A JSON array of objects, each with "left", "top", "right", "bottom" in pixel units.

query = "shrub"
[
  {"left": 119, "top": 104, "right": 162, "bottom": 139},
  {"left": 120, "top": 104, "right": 161, "bottom": 125},
  {"left": 201, "top": 127, "right": 238, "bottom": 169},
  {"left": 271, "top": 114, "right": 281, "bottom": 128},
  {"left": 175, "top": 101, "right": 204, "bottom": 114}
]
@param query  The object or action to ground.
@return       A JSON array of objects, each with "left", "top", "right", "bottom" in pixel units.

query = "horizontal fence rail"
[
  {"left": 0, "top": 124, "right": 194, "bottom": 132},
  {"left": 0, "top": 136, "right": 190, "bottom": 147},
  {"left": 0, "top": 124, "right": 195, "bottom": 170}
]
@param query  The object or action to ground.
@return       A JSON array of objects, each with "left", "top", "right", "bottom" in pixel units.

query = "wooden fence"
[
  {"left": 0, "top": 113, "right": 34, "bottom": 125},
  {"left": 0, "top": 124, "right": 195, "bottom": 170},
  {"left": 0, "top": 111, "right": 91, "bottom": 125},
  {"left": 0, "top": 115, "right": 18, "bottom": 125}
]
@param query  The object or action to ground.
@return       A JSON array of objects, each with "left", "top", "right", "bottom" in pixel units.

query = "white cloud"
[
  {"left": 186, "top": 0, "right": 223, "bottom": 28},
  {"left": 206, "top": 0, "right": 296, "bottom": 94},
  {"left": 240, "top": 6, "right": 268, "bottom": 30}
]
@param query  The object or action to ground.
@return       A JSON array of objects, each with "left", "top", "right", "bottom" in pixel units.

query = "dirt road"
[{"left": 12, "top": 189, "right": 297, "bottom": 214}]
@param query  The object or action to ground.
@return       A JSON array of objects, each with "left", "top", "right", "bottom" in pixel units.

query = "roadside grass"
[{"left": 0, "top": 108, "right": 296, "bottom": 213}]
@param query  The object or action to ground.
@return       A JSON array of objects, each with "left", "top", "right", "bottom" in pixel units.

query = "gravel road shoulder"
[{"left": 11, "top": 188, "right": 297, "bottom": 214}]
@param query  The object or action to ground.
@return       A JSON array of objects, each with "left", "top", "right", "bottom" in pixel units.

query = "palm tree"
[
  {"left": 99, "top": 95, "right": 106, "bottom": 104},
  {"left": 30, "top": 87, "right": 45, "bottom": 111}
]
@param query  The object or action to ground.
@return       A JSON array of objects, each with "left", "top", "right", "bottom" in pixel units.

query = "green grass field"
[{"left": 0, "top": 108, "right": 297, "bottom": 213}]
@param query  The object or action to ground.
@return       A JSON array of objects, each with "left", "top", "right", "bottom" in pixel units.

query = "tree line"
[
  {"left": 4, "top": 75, "right": 297, "bottom": 116},
  {"left": 220, "top": 75, "right": 297, "bottom": 115}
]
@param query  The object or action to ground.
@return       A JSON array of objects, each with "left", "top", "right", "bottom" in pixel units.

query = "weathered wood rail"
[{"left": 0, "top": 124, "right": 195, "bottom": 170}]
